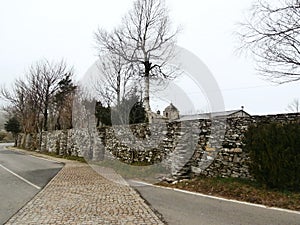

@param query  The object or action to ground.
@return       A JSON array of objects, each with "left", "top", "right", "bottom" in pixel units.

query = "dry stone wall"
[{"left": 16, "top": 112, "right": 300, "bottom": 180}]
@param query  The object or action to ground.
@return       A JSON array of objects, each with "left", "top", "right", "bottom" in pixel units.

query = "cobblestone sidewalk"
[{"left": 5, "top": 153, "right": 164, "bottom": 225}]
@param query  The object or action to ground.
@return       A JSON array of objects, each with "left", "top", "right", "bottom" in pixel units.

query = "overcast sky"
[{"left": 0, "top": 0, "right": 299, "bottom": 115}]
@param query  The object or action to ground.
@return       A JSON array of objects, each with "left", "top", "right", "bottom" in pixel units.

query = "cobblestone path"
[{"left": 5, "top": 157, "right": 164, "bottom": 225}]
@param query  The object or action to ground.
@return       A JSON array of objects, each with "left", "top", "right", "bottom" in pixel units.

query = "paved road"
[
  {"left": 132, "top": 181, "right": 300, "bottom": 225},
  {"left": 0, "top": 144, "right": 63, "bottom": 225}
]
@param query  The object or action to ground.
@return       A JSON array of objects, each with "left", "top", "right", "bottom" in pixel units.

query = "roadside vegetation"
[
  {"left": 159, "top": 176, "right": 300, "bottom": 211},
  {"left": 244, "top": 122, "right": 300, "bottom": 192},
  {"left": 42, "top": 152, "right": 87, "bottom": 163},
  {"left": 95, "top": 159, "right": 167, "bottom": 184},
  {"left": 8, "top": 146, "right": 87, "bottom": 164},
  {"left": 0, "top": 131, "right": 13, "bottom": 143}
]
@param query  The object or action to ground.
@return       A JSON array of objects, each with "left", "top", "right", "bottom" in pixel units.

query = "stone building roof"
[
  {"left": 164, "top": 103, "right": 178, "bottom": 112},
  {"left": 163, "top": 103, "right": 180, "bottom": 120},
  {"left": 178, "top": 109, "right": 251, "bottom": 121}
]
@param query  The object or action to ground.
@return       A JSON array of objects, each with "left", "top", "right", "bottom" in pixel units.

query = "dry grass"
[{"left": 158, "top": 177, "right": 300, "bottom": 211}]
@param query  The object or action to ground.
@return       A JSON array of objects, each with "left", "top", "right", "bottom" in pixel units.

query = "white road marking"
[
  {"left": 0, "top": 163, "right": 41, "bottom": 190},
  {"left": 129, "top": 180, "right": 300, "bottom": 215}
]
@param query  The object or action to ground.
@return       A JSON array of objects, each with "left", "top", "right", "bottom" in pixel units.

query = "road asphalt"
[{"left": 0, "top": 143, "right": 63, "bottom": 225}]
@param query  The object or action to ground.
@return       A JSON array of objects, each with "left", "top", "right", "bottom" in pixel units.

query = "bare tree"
[
  {"left": 28, "top": 59, "right": 74, "bottom": 131},
  {"left": 237, "top": 0, "right": 300, "bottom": 84},
  {"left": 95, "top": 0, "right": 179, "bottom": 122},
  {"left": 286, "top": 98, "right": 300, "bottom": 112},
  {"left": 1, "top": 78, "right": 40, "bottom": 133},
  {"left": 1, "top": 59, "right": 74, "bottom": 132},
  {"left": 93, "top": 53, "right": 136, "bottom": 107}
]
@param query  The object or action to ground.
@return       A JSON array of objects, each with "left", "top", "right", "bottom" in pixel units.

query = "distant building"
[
  {"left": 157, "top": 104, "right": 250, "bottom": 122},
  {"left": 163, "top": 103, "right": 180, "bottom": 120},
  {"left": 178, "top": 108, "right": 251, "bottom": 122},
  {"left": 149, "top": 111, "right": 167, "bottom": 123}
]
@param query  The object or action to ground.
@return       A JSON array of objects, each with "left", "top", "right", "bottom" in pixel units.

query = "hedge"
[{"left": 244, "top": 122, "right": 300, "bottom": 191}]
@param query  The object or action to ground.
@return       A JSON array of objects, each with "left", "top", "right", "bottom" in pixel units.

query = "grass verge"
[
  {"left": 42, "top": 151, "right": 87, "bottom": 163},
  {"left": 94, "top": 159, "right": 168, "bottom": 183},
  {"left": 158, "top": 177, "right": 300, "bottom": 211},
  {"left": 8, "top": 146, "right": 86, "bottom": 163}
]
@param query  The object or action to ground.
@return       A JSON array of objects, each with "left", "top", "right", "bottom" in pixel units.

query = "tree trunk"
[
  {"left": 144, "top": 61, "right": 152, "bottom": 123},
  {"left": 43, "top": 87, "right": 50, "bottom": 131},
  {"left": 117, "top": 74, "right": 121, "bottom": 106},
  {"left": 43, "top": 101, "right": 49, "bottom": 131},
  {"left": 14, "top": 134, "right": 18, "bottom": 147}
]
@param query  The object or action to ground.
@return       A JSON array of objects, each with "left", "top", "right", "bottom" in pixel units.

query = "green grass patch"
[
  {"left": 94, "top": 159, "right": 168, "bottom": 183},
  {"left": 42, "top": 151, "right": 87, "bottom": 163}
]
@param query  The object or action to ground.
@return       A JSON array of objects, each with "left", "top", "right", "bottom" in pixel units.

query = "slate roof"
[
  {"left": 164, "top": 103, "right": 179, "bottom": 112},
  {"left": 177, "top": 109, "right": 251, "bottom": 121}
]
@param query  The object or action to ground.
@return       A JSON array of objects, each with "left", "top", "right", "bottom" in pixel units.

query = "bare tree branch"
[
  {"left": 237, "top": 0, "right": 300, "bottom": 84},
  {"left": 0, "top": 59, "right": 75, "bottom": 133},
  {"left": 92, "top": 53, "right": 136, "bottom": 107},
  {"left": 94, "top": 0, "right": 179, "bottom": 121}
]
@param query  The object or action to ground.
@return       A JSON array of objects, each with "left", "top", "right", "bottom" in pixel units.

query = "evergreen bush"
[{"left": 244, "top": 122, "right": 300, "bottom": 191}]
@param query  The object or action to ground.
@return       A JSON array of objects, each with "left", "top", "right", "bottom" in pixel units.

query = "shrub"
[
  {"left": 5, "top": 117, "right": 21, "bottom": 146},
  {"left": 0, "top": 131, "right": 6, "bottom": 142},
  {"left": 244, "top": 122, "right": 300, "bottom": 191}
]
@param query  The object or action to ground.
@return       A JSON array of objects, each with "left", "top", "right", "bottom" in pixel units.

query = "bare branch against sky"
[
  {"left": 0, "top": 0, "right": 299, "bottom": 114},
  {"left": 1, "top": 59, "right": 74, "bottom": 132},
  {"left": 94, "top": 0, "right": 179, "bottom": 121},
  {"left": 237, "top": 0, "right": 300, "bottom": 84}
]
